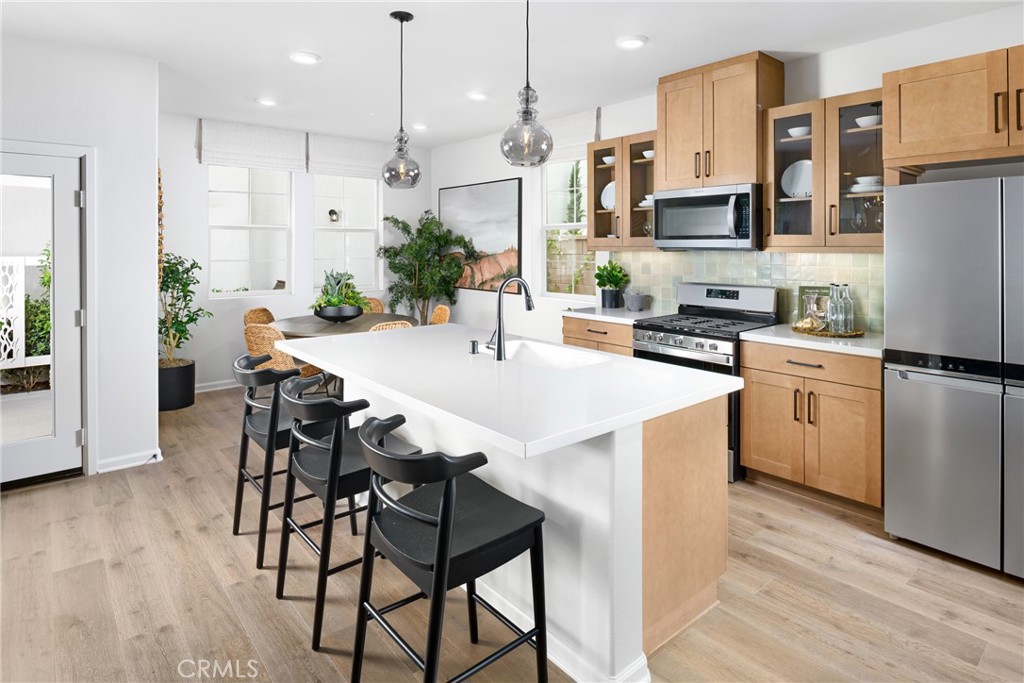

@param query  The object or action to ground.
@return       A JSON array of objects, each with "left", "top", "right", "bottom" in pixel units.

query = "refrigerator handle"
[{"left": 887, "top": 366, "right": 1003, "bottom": 393}]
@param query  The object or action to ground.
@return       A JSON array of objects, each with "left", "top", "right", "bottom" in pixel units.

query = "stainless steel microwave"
[{"left": 654, "top": 184, "right": 762, "bottom": 250}]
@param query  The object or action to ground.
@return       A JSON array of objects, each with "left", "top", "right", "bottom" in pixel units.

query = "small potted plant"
[
  {"left": 312, "top": 270, "right": 370, "bottom": 323},
  {"left": 159, "top": 253, "right": 213, "bottom": 411},
  {"left": 594, "top": 259, "right": 630, "bottom": 309}
]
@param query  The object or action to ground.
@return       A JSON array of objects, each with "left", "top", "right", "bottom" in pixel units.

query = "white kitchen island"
[{"left": 278, "top": 324, "right": 742, "bottom": 683}]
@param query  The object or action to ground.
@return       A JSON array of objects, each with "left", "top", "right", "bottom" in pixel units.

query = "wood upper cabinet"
[
  {"left": 883, "top": 47, "right": 1023, "bottom": 165},
  {"left": 740, "top": 342, "right": 883, "bottom": 507},
  {"left": 764, "top": 89, "right": 884, "bottom": 251},
  {"left": 587, "top": 132, "right": 655, "bottom": 251},
  {"left": 1010, "top": 45, "right": 1024, "bottom": 148},
  {"left": 655, "top": 52, "right": 783, "bottom": 192}
]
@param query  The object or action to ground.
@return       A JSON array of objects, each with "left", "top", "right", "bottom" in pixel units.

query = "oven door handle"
[{"left": 633, "top": 340, "right": 734, "bottom": 367}]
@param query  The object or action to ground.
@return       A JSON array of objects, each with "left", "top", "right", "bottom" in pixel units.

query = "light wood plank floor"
[{"left": 2, "top": 387, "right": 1021, "bottom": 682}]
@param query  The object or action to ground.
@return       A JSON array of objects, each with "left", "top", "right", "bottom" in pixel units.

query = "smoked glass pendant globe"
[
  {"left": 383, "top": 128, "right": 421, "bottom": 189},
  {"left": 499, "top": 85, "right": 553, "bottom": 167}
]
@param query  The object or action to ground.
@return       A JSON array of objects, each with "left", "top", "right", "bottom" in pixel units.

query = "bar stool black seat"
[
  {"left": 277, "top": 375, "right": 421, "bottom": 651},
  {"left": 231, "top": 354, "right": 327, "bottom": 568},
  {"left": 352, "top": 415, "right": 548, "bottom": 683}
]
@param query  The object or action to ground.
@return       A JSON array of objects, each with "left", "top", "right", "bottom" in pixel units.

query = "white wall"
[
  {"left": 2, "top": 35, "right": 160, "bottom": 472},
  {"left": 159, "top": 113, "right": 432, "bottom": 390},
  {"left": 429, "top": 7, "right": 1023, "bottom": 341}
]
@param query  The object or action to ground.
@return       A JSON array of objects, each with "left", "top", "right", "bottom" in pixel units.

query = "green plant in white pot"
[{"left": 594, "top": 259, "right": 630, "bottom": 309}]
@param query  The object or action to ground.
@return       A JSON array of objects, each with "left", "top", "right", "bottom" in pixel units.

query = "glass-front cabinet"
[
  {"left": 587, "top": 138, "right": 623, "bottom": 249},
  {"left": 764, "top": 89, "right": 884, "bottom": 250},
  {"left": 825, "top": 89, "right": 884, "bottom": 248},
  {"left": 587, "top": 130, "right": 656, "bottom": 250}
]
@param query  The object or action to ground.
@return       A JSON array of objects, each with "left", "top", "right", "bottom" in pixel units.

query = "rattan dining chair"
[
  {"left": 366, "top": 297, "right": 385, "bottom": 314},
  {"left": 244, "top": 307, "right": 275, "bottom": 326},
  {"left": 369, "top": 320, "right": 413, "bottom": 332},
  {"left": 244, "top": 323, "right": 321, "bottom": 378},
  {"left": 428, "top": 304, "right": 450, "bottom": 325}
]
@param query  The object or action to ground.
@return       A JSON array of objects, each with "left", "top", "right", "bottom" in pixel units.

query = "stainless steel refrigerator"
[{"left": 884, "top": 176, "right": 1023, "bottom": 577}]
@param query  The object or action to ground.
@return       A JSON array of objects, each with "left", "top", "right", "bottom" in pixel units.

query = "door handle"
[
  {"left": 828, "top": 204, "right": 838, "bottom": 236},
  {"left": 704, "top": 150, "right": 711, "bottom": 177},
  {"left": 793, "top": 388, "right": 802, "bottom": 422},
  {"left": 586, "top": 328, "right": 609, "bottom": 335},
  {"left": 694, "top": 152, "right": 701, "bottom": 178},
  {"left": 807, "top": 391, "right": 816, "bottom": 426},
  {"left": 1016, "top": 88, "right": 1023, "bottom": 131},
  {"left": 787, "top": 359, "right": 825, "bottom": 369}
]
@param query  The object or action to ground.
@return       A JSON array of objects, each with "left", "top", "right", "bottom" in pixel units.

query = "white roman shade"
[
  {"left": 308, "top": 133, "right": 390, "bottom": 179},
  {"left": 199, "top": 119, "right": 306, "bottom": 171},
  {"left": 545, "top": 109, "right": 598, "bottom": 163}
]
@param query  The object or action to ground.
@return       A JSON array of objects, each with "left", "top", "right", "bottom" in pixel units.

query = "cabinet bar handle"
[
  {"left": 586, "top": 328, "right": 609, "bottom": 335},
  {"left": 694, "top": 152, "right": 701, "bottom": 178},
  {"left": 828, "top": 204, "right": 838, "bottom": 236},
  {"left": 765, "top": 207, "right": 771, "bottom": 237},
  {"left": 704, "top": 150, "right": 711, "bottom": 177},
  {"left": 793, "top": 388, "right": 802, "bottom": 422},
  {"left": 995, "top": 92, "right": 1006, "bottom": 133},
  {"left": 807, "top": 391, "right": 816, "bottom": 425},
  {"left": 615, "top": 215, "right": 620, "bottom": 238},
  {"left": 786, "top": 359, "right": 825, "bottom": 369},
  {"left": 1016, "top": 88, "right": 1023, "bottom": 131}
]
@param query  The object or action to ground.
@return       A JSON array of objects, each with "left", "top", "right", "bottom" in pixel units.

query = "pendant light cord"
[
  {"left": 525, "top": 0, "right": 531, "bottom": 88},
  {"left": 399, "top": 19, "right": 405, "bottom": 130}
]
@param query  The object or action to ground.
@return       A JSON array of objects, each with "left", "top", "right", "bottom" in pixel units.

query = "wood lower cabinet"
[
  {"left": 562, "top": 316, "right": 634, "bottom": 356},
  {"left": 740, "top": 342, "right": 882, "bottom": 506},
  {"left": 655, "top": 51, "right": 783, "bottom": 192},
  {"left": 883, "top": 46, "right": 1024, "bottom": 167}
]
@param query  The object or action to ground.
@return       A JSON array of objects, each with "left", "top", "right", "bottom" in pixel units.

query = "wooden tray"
[{"left": 791, "top": 327, "right": 865, "bottom": 338}]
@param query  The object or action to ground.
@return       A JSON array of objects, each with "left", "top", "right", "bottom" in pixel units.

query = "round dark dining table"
[{"left": 272, "top": 312, "right": 420, "bottom": 338}]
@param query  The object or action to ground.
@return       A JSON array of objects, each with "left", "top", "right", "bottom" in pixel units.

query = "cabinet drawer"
[
  {"left": 564, "top": 337, "right": 599, "bottom": 351},
  {"left": 563, "top": 317, "right": 634, "bottom": 348},
  {"left": 741, "top": 342, "right": 881, "bottom": 390}
]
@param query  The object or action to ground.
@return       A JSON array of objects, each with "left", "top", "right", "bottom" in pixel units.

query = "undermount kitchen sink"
[{"left": 496, "top": 340, "right": 610, "bottom": 370}]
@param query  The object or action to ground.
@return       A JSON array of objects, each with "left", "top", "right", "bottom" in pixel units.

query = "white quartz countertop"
[
  {"left": 278, "top": 324, "right": 742, "bottom": 458},
  {"left": 740, "top": 323, "right": 884, "bottom": 359},
  {"left": 561, "top": 307, "right": 656, "bottom": 325}
]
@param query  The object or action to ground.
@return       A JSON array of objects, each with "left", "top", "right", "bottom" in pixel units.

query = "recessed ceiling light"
[
  {"left": 615, "top": 35, "right": 648, "bottom": 51},
  {"left": 412, "top": 123, "right": 427, "bottom": 131},
  {"left": 256, "top": 97, "right": 278, "bottom": 107},
  {"left": 466, "top": 90, "right": 489, "bottom": 102},
  {"left": 289, "top": 51, "right": 322, "bottom": 65}
]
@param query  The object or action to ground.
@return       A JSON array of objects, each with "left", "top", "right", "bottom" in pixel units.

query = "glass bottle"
[
  {"left": 841, "top": 284, "right": 855, "bottom": 333},
  {"left": 827, "top": 283, "right": 841, "bottom": 333}
]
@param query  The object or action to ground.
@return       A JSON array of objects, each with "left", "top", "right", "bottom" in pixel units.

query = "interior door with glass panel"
[{"left": 0, "top": 151, "right": 83, "bottom": 483}]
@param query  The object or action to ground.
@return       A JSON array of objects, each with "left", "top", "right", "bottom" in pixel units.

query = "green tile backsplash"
[{"left": 613, "top": 251, "right": 885, "bottom": 332}]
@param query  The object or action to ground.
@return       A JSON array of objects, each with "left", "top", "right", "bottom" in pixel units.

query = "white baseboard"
[
  {"left": 473, "top": 582, "right": 651, "bottom": 683},
  {"left": 96, "top": 449, "right": 163, "bottom": 473},
  {"left": 196, "top": 379, "right": 236, "bottom": 393}
]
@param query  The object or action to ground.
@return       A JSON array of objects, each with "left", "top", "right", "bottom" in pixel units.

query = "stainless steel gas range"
[{"left": 633, "top": 283, "right": 778, "bottom": 482}]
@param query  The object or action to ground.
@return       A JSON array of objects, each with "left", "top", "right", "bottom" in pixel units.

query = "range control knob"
[
  {"left": 695, "top": 340, "right": 706, "bottom": 350},
  {"left": 672, "top": 336, "right": 683, "bottom": 345},
  {"left": 708, "top": 342, "right": 719, "bottom": 351},
  {"left": 643, "top": 331, "right": 653, "bottom": 341},
  {"left": 656, "top": 333, "right": 665, "bottom": 343}
]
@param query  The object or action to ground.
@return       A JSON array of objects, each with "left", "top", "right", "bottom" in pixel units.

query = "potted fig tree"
[
  {"left": 158, "top": 253, "right": 212, "bottom": 410},
  {"left": 595, "top": 259, "right": 630, "bottom": 309}
]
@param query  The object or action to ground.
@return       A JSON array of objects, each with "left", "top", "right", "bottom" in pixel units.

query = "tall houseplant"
[
  {"left": 158, "top": 253, "right": 212, "bottom": 410},
  {"left": 378, "top": 210, "right": 475, "bottom": 324}
]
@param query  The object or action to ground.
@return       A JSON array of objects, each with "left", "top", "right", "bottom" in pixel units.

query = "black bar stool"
[
  {"left": 231, "top": 354, "right": 325, "bottom": 568},
  {"left": 352, "top": 415, "right": 548, "bottom": 683},
  {"left": 277, "top": 375, "right": 421, "bottom": 651}
]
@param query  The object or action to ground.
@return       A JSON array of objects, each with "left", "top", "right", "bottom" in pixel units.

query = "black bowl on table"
[{"left": 313, "top": 305, "right": 364, "bottom": 323}]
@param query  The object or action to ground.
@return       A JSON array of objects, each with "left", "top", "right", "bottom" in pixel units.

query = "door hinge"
[
  {"left": 74, "top": 190, "right": 85, "bottom": 208},
  {"left": 74, "top": 309, "right": 86, "bottom": 328},
  {"left": 75, "top": 428, "right": 87, "bottom": 447}
]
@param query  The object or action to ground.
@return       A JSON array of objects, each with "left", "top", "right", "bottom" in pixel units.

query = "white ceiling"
[{"left": 2, "top": 1, "right": 1014, "bottom": 147}]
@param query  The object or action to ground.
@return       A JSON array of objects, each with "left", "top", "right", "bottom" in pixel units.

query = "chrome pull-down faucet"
[{"left": 489, "top": 276, "right": 535, "bottom": 360}]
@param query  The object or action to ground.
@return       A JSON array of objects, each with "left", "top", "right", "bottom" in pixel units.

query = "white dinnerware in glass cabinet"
[
  {"left": 588, "top": 139, "right": 622, "bottom": 247},
  {"left": 765, "top": 99, "right": 826, "bottom": 247},
  {"left": 825, "top": 89, "right": 884, "bottom": 248}
]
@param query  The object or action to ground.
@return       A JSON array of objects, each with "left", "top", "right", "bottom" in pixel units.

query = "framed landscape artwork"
[{"left": 438, "top": 178, "right": 522, "bottom": 292}]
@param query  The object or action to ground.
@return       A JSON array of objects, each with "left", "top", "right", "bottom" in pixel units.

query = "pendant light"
[
  {"left": 382, "top": 10, "right": 421, "bottom": 189},
  {"left": 499, "top": 0, "right": 553, "bottom": 167}
]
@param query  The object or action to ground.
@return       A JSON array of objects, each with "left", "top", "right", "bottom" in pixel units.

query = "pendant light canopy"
[
  {"left": 383, "top": 10, "right": 421, "bottom": 189},
  {"left": 499, "top": 0, "right": 553, "bottom": 167}
]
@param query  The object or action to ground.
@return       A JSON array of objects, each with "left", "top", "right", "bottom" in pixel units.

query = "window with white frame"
[
  {"left": 544, "top": 159, "right": 595, "bottom": 296},
  {"left": 312, "top": 175, "right": 381, "bottom": 290},
  {"left": 208, "top": 165, "right": 291, "bottom": 295}
]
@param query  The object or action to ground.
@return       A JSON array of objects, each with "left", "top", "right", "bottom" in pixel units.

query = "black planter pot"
[
  {"left": 313, "top": 305, "right": 364, "bottom": 324},
  {"left": 601, "top": 289, "right": 623, "bottom": 309},
  {"left": 159, "top": 360, "right": 196, "bottom": 411}
]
